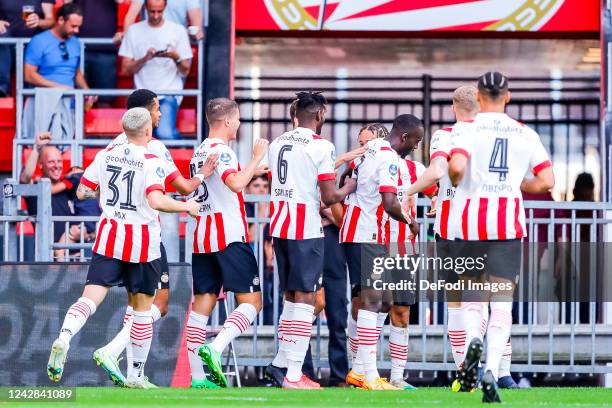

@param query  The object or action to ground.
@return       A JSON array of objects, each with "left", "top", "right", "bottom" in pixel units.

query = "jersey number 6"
[{"left": 277, "top": 145, "right": 293, "bottom": 184}]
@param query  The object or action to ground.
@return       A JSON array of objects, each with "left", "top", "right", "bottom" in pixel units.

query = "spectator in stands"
[
  {"left": 19, "top": 131, "right": 80, "bottom": 259},
  {"left": 119, "top": 0, "right": 192, "bottom": 140},
  {"left": 121, "top": 0, "right": 203, "bottom": 41},
  {"left": 0, "top": 0, "right": 56, "bottom": 96},
  {"left": 244, "top": 175, "right": 275, "bottom": 324},
  {"left": 23, "top": 3, "right": 97, "bottom": 140},
  {"left": 64, "top": 0, "right": 125, "bottom": 107}
]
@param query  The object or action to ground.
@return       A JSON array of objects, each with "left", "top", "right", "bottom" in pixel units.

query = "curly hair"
[{"left": 359, "top": 122, "right": 389, "bottom": 139}]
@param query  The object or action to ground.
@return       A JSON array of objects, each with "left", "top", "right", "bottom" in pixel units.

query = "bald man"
[{"left": 20, "top": 132, "right": 79, "bottom": 250}]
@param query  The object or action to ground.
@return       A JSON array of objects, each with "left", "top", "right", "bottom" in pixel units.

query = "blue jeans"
[{"left": 154, "top": 96, "right": 180, "bottom": 140}]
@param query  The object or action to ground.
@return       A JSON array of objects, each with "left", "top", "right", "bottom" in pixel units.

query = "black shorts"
[
  {"left": 274, "top": 237, "right": 323, "bottom": 293},
  {"left": 452, "top": 238, "right": 522, "bottom": 282},
  {"left": 343, "top": 242, "right": 390, "bottom": 297},
  {"left": 159, "top": 243, "right": 170, "bottom": 290},
  {"left": 86, "top": 253, "right": 163, "bottom": 296},
  {"left": 435, "top": 233, "right": 459, "bottom": 284},
  {"left": 192, "top": 242, "right": 261, "bottom": 295}
]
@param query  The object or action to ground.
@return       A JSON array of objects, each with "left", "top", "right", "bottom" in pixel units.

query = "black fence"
[{"left": 235, "top": 75, "right": 600, "bottom": 199}]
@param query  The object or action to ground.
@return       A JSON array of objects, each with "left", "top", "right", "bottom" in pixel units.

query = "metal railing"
[
  {"left": 0, "top": 37, "right": 205, "bottom": 181},
  {"left": 1, "top": 181, "right": 612, "bottom": 374},
  {"left": 234, "top": 74, "right": 601, "bottom": 200}
]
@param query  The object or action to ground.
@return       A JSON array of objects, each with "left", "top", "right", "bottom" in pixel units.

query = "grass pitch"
[{"left": 4, "top": 387, "right": 612, "bottom": 408}]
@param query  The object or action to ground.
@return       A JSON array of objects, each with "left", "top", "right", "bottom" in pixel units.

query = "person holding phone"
[{"left": 119, "top": 0, "right": 192, "bottom": 140}]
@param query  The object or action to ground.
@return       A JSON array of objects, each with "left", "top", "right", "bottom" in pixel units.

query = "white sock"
[
  {"left": 389, "top": 324, "right": 409, "bottom": 381},
  {"left": 347, "top": 315, "right": 358, "bottom": 363},
  {"left": 59, "top": 297, "right": 97, "bottom": 345},
  {"left": 211, "top": 303, "right": 257, "bottom": 354},
  {"left": 185, "top": 310, "right": 209, "bottom": 381},
  {"left": 462, "top": 301, "right": 483, "bottom": 352},
  {"left": 272, "top": 301, "right": 294, "bottom": 368},
  {"left": 129, "top": 310, "right": 154, "bottom": 381},
  {"left": 355, "top": 309, "right": 379, "bottom": 383},
  {"left": 285, "top": 303, "right": 314, "bottom": 382},
  {"left": 151, "top": 304, "right": 162, "bottom": 323},
  {"left": 447, "top": 306, "right": 466, "bottom": 369},
  {"left": 484, "top": 302, "right": 513, "bottom": 380},
  {"left": 481, "top": 302, "right": 489, "bottom": 338},
  {"left": 499, "top": 339, "right": 512, "bottom": 378},
  {"left": 102, "top": 306, "right": 133, "bottom": 359}
]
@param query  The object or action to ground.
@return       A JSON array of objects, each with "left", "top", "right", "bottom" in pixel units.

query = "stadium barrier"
[
  {"left": 0, "top": 37, "right": 204, "bottom": 181},
  {"left": 2, "top": 184, "right": 612, "bottom": 381}
]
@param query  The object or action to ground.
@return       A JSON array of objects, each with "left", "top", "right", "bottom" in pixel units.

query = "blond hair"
[{"left": 453, "top": 85, "right": 479, "bottom": 115}]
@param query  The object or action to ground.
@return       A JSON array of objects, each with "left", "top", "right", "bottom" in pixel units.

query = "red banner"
[{"left": 236, "top": 0, "right": 599, "bottom": 33}]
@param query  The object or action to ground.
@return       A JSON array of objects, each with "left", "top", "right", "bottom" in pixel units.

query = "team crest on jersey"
[
  {"left": 156, "top": 167, "right": 165, "bottom": 178},
  {"left": 389, "top": 164, "right": 398, "bottom": 176},
  {"left": 165, "top": 151, "right": 172, "bottom": 161},
  {"left": 220, "top": 153, "right": 231, "bottom": 163},
  {"left": 161, "top": 273, "right": 169, "bottom": 284}
]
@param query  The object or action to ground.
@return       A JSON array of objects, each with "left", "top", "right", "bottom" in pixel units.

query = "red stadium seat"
[{"left": 0, "top": 97, "right": 16, "bottom": 171}]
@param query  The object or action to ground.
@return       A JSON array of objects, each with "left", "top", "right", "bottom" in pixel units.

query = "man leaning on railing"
[{"left": 19, "top": 131, "right": 98, "bottom": 260}]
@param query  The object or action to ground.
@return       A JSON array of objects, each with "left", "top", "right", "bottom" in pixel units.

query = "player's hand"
[
  {"left": 342, "top": 177, "right": 357, "bottom": 194},
  {"left": 25, "top": 13, "right": 40, "bottom": 28},
  {"left": 35, "top": 131, "right": 52, "bottom": 151},
  {"left": 198, "top": 153, "right": 219, "bottom": 179},
  {"left": 252, "top": 138, "right": 269, "bottom": 161},
  {"left": 425, "top": 195, "right": 437, "bottom": 217},
  {"left": 408, "top": 215, "right": 419, "bottom": 238},
  {"left": 402, "top": 193, "right": 415, "bottom": 215},
  {"left": 185, "top": 197, "right": 200, "bottom": 217},
  {"left": 0, "top": 21, "right": 9, "bottom": 35},
  {"left": 255, "top": 164, "right": 269, "bottom": 176},
  {"left": 340, "top": 145, "right": 367, "bottom": 164}
]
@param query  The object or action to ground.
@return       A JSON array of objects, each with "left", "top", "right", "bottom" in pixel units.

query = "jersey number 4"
[
  {"left": 106, "top": 165, "right": 137, "bottom": 211},
  {"left": 488, "top": 138, "right": 509, "bottom": 181},
  {"left": 277, "top": 145, "right": 292, "bottom": 184}
]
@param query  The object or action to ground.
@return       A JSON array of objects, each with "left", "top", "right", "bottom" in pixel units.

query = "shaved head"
[{"left": 40, "top": 146, "right": 63, "bottom": 182}]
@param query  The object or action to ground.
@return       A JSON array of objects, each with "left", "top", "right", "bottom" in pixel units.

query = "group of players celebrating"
[{"left": 46, "top": 70, "right": 554, "bottom": 403}]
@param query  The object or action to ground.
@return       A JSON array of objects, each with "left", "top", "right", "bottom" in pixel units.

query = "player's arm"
[
  {"left": 521, "top": 167, "right": 554, "bottom": 193},
  {"left": 224, "top": 139, "right": 269, "bottom": 193},
  {"left": 335, "top": 146, "right": 367, "bottom": 170},
  {"left": 76, "top": 182, "right": 99, "bottom": 200},
  {"left": 448, "top": 152, "right": 468, "bottom": 186},
  {"left": 147, "top": 190, "right": 200, "bottom": 216},
  {"left": 338, "top": 165, "right": 353, "bottom": 188},
  {"left": 405, "top": 156, "right": 447, "bottom": 197},
  {"left": 330, "top": 203, "right": 344, "bottom": 227},
  {"left": 171, "top": 153, "right": 219, "bottom": 195},
  {"left": 319, "top": 178, "right": 357, "bottom": 206}
]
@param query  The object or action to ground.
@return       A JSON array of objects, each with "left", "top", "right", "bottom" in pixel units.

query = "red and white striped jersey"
[
  {"left": 448, "top": 112, "right": 552, "bottom": 241},
  {"left": 190, "top": 138, "right": 249, "bottom": 253},
  {"left": 107, "top": 133, "right": 181, "bottom": 185},
  {"left": 340, "top": 138, "right": 399, "bottom": 244},
  {"left": 81, "top": 143, "right": 166, "bottom": 262},
  {"left": 268, "top": 127, "right": 336, "bottom": 240},
  {"left": 429, "top": 124, "right": 467, "bottom": 239},
  {"left": 382, "top": 159, "right": 426, "bottom": 255}
]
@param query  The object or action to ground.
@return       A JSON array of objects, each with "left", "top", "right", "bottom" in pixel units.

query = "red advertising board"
[{"left": 236, "top": 0, "right": 600, "bottom": 34}]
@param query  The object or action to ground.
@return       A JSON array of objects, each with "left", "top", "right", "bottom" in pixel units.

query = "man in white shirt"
[{"left": 119, "top": 0, "right": 192, "bottom": 140}]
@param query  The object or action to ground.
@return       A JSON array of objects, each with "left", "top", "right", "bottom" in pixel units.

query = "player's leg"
[
  {"left": 200, "top": 242, "right": 262, "bottom": 388},
  {"left": 481, "top": 239, "right": 520, "bottom": 403},
  {"left": 265, "top": 238, "right": 292, "bottom": 386},
  {"left": 186, "top": 252, "right": 221, "bottom": 388},
  {"left": 93, "top": 291, "right": 133, "bottom": 387},
  {"left": 48, "top": 253, "right": 117, "bottom": 382},
  {"left": 123, "top": 257, "right": 164, "bottom": 388},
  {"left": 280, "top": 238, "right": 323, "bottom": 389},
  {"left": 300, "top": 288, "right": 326, "bottom": 382},
  {"left": 389, "top": 304, "right": 416, "bottom": 390},
  {"left": 497, "top": 339, "right": 518, "bottom": 389}
]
